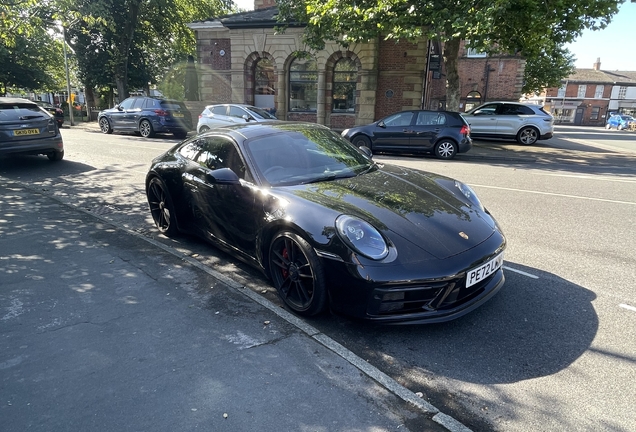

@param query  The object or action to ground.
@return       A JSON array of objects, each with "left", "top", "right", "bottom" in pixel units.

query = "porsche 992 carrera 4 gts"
[{"left": 145, "top": 122, "right": 506, "bottom": 324}]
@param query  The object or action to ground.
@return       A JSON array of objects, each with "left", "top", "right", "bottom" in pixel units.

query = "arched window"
[
  {"left": 332, "top": 58, "right": 357, "bottom": 112},
  {"left": 254, "top": 58, "right": 275, "bottom": 111},
  {"left": 289, "top": 57, "right": 317, "bottom": 112},
  {"left": 465, "top": 91, "right": 482, "bottom": 112}
]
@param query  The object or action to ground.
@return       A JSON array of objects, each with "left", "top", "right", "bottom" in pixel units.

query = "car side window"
[
  {"left": 500, "top": 104, "right": 534, "bottom": 115},
  {"left": 178, "top": 140, "right": 204, "bottom": 160},
  {"left": 229, "top": 106, "right": 247, "bottom": 118},
  {"left": 416, "top": 112, "right": 447, "bottom": 126},
  {"left": 195, "top": 137, "right": 249, "bottom": 180},
  {"left": 472, "top": 104, "right": 498, "bottom": 116},
  {"left": 211, "top": 106, "right": 227, "bottom": 115},
  {"left": 131, "top": 98, "right": 145, "bottom": 109},
  {"left": 118, "top": 98, "right": 135, "bottom": 110},
  {"left": 383, "top": 112, "right": 414, "bottom": 127}
]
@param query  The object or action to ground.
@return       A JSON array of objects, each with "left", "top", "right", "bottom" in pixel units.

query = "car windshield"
[
  {"left": 0, "top": 102, "right": 46, "bottom": 122},
  {"left": 246, "top": 106, "right": 277, "bottom": 119},
  {"left": 244, "top": 126, "right": 376, "bottom": 186},
  {"left": 160, "top": 101, "right": 185, "bottom": 110}
]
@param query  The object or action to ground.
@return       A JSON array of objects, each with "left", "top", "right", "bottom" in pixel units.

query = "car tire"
[
  {"left": 434, "top": 139, "right": 457, "bottom": 159},
  {"left": 605, "top": 123, "right": 611, "bottom": 130},
  {"left": 173, "top": 130, "right": 187, "bottom": 139},
  {"left": 352, "top": 135, "right": 372, "bottom": 151},
  {"left": 516, "top": 126, "right": 539, "bottom": 145},
  {"left": 617, "top": 124, "right": 623, "bottom": 131},
  {"left": 198, "top": 126, "right": 210, "bottom": 134},
  {"left": 269, "top": 231, "right": 327, "bottom": 316},
  {"left": 99, "top": 117, "right": 113, "bottom": 134},
  {"left": 139, "top": 119, "right": 155, "bottom": 138},
  {"left": 47, "top": 150, "right": 64, "bottom": 161},
  {"left": 146, "top": 177, "right": 178, "bottom": 237}
]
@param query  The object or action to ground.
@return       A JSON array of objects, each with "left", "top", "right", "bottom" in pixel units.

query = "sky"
[
  {"left": 565, "top": 1, "right": 636, "bottom": 71},
  {"left": 232, "top": 0, "right": 635, "bottom": 72}
]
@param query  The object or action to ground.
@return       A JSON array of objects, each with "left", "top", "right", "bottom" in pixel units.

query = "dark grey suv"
[
  {"left": 0, "top": 97, "right": 64, "bottom": 161},
  {"left": 341, "top": 110, "right": 472, "bottom": 159},
  {"left": 98, "top": 96, "right": 192, "bottom": 139}
]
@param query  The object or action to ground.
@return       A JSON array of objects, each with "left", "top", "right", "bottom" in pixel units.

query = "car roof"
[
  {"left": 204, "top": 121, "right": 329, "bottom": 140},
  {"left": 0, "top": 97, "right": 37, "bottom": 106}
]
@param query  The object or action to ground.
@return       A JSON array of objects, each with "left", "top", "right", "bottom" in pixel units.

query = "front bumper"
[{"left": 324, "top": 231, "right": 506, "bottom": 324}]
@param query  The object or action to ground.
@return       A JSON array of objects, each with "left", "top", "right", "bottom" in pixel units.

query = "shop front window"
[
  {"left": 332, "top": 58, "right": 357, "bottom": 112},
  {"left": 289, "top": 57, "right": 318, "bottom": 112}
]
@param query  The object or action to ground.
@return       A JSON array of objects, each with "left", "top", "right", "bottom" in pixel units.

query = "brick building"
[
  {"left": 187, "top": 3, "right": 526, "bottom": 126},
  {"left": 425, "top": 41, "right": 526, "bottom": 112},
  {"left": 543, "top": 59, "right": 636, "bottom": 126}
]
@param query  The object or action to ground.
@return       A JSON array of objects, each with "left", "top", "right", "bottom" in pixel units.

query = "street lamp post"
[{"left": 62, "top": 26, "right": 74, "bottom": 126}]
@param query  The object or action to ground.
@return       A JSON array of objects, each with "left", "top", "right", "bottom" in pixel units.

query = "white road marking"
[
  {"left": 472, "top": 184, "right": 636, "bottom": 206},
  {"left": 535, "top": 173, "right": 636, "bottom": 183},
  {"left": 503, "top": 265, "right": 539, "bottom": 279},
  {"left": 619, "top": 304, "right": 636, "bottom": 313}
]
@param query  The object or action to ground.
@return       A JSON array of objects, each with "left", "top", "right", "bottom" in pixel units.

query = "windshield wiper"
[{"left": 300, "top": 172, "right": 354, "bottom": 185}]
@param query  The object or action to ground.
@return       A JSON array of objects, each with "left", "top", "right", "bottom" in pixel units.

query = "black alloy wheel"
[
  {"left": 269, "top": 231, "right": 327, "bottom": 316},
  {"left": 198, "top": 126, "right": 210, "bottom": 134},
  {"left": 516, "top": 126, "right": 539, "bottom": 145},
  {"left": 99, "top": 117, "right": 113, "bottom": 134},
  {"left": 139, "top": 119, "right": 155, "bottom": 138},
  {"left": 434, "top": 139, "right": 457, "bottom": 159},
  {"left": 147, "top": 177, "right": 178, "bottom": 237}
]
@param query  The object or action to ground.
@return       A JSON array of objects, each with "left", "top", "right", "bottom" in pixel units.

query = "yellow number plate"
[
  {"left": 13, "top": 128, "right": 40, "bottom": 136},
  {"left": 172, "top": 113, "right": 184, "bottom": 118}
]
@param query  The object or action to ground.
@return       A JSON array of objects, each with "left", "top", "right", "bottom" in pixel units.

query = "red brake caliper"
[{"left": 281, "top": 247, "right": 289, "bottom": 279}]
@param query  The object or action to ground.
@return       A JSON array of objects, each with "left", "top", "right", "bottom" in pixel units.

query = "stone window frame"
[
  {"left": 325, "top": 51, "right": 362, "bottom": 115},
  {"left": 244, "top": 51, "right": 277, "bottom": 107}
]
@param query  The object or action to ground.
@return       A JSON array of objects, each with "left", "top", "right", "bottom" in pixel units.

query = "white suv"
[{"left": 462, "top": 102, "right": 554, "bottom": 145}]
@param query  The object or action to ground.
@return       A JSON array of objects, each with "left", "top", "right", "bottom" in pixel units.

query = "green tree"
[
  {"left": 0, "top": 0, "right": 65, "bottom": 95},
  {"left": 277, "top": 0, "right": 622, "bottom": 111}
]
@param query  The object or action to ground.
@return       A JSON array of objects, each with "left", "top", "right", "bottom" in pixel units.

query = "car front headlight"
[
  {"left": 335, "top": 215, "right": 388, "bottom": 260},
  {"left": 341, "top": 129, "right": 349, "bottom": 137},
  {"left": 455, "top": 181, "right": 485, "bottom": 211}
]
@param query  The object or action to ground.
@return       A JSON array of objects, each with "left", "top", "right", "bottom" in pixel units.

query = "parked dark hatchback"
[
  {"left": 0, "top": 97, "right": 64, "bottom": 161},
  {"left": 341, "top": 110, "right": 472, "bottom": 159},
  {"left": 98, "top": 96, "right": 192, "bottom": 139},
  {"left": 145, "top": 122, "right": 505, "bottom": 324},
  {"left": 35, "top": 101, "right": 64, "bottom": 128}
]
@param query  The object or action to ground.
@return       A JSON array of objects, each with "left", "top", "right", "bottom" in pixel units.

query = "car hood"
[{"left": 278, "top": 164, "right": 497, "bottom": 260}]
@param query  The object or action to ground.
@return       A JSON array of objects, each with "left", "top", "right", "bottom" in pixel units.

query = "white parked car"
[
  {"left": 196, "top": 104, "right": 278, "bottom": 133},
  {"left": 462, "top": 101, "right": 554, "bottom": 145}
]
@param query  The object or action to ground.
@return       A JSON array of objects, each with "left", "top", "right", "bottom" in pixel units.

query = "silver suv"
[
  {"left": 462, "top": 101, "right": 554, "bottom": 145},
  {"left": 196, "top": 104, "right": 277, "bottom": 134}
]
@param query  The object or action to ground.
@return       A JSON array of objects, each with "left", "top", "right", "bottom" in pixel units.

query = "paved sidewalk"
[{"left": 0, "top": 179, "right": 460, "bottom": 432}]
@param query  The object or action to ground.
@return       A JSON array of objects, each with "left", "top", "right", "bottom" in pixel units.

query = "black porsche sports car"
[{"left": 145, "top": 122, "right": 506, "bottom": 324}]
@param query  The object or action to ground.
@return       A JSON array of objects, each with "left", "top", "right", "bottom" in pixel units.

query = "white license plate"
[{"left": 466, "top": 253, "right": 504, "bottom": 288}]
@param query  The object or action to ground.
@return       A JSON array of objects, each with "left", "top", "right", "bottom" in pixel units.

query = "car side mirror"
[
  {"left": 378, "top": 121, "right": 386, "bottom": 128},
  {"left": 206, "top": 167, "right": 240, "bottom": 185},
  {"left": 358, "top": 146, "right": 373, "bottom": 159},
  {"left": 242, "top": 114, "right": 251, "bottom": 122},
  {"left": 116, "top": 105, "right": 123, "bottom": 111}
]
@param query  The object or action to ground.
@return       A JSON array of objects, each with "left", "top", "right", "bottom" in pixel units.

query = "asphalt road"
[{"left": 1, "top": 124, "right": 635, "bottom": 431}]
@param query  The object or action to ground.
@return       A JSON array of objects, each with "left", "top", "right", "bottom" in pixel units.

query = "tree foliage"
[
  {"left": 0, "top": 0, "right": 65, "bottom": 95},
  {"left": 277, "top": 0, "right": 623, "bottom": 111}
]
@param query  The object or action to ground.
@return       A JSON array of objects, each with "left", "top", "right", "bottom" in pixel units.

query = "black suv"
[
  {"left": 0, "top": 97, "right": 64, "bottom": 161},
  {"left": 98, "top": 96, "right": 192, "bottom": 139}
]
